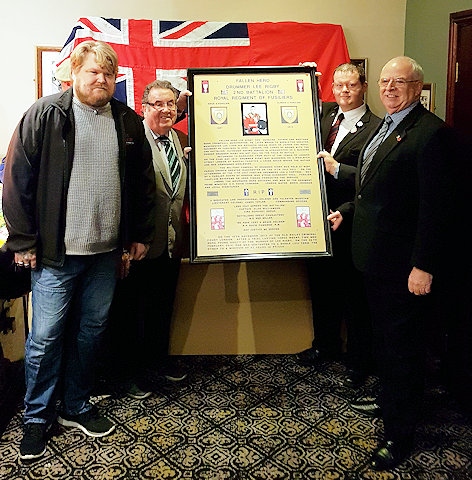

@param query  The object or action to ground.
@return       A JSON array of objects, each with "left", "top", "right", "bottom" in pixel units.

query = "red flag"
[{"left": 57, "top": 17, "right": 350, "bottom": 129}]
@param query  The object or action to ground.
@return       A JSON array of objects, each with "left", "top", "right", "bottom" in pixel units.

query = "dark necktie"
[
  {"left": 158, "top": 135, "right": 180, "bottom": 192},
  {"left": 360, "top": 115, "right": 393, "bottom": 183},
  {"left": 324, "top": 112, "right": 344, "bottom": 152}
]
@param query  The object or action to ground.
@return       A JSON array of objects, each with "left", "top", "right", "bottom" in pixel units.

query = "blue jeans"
[{"left": 24, "top": 251, "right": 118, "bottom": 425}]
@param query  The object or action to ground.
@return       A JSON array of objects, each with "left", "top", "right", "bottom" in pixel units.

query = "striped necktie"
[
  {"left": 158, "top": 135, "right": 180, "bottom": 192},
  {"left": 360, "top": 115, "right": 393, "bottom": 183},
  {"left": 324, "top": 112, "right": 344, "bottom": 152}
]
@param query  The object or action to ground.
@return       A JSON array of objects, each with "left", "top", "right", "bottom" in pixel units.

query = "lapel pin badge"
[
  {"left": 396, "top": 135, "right": 402, "bottom": 142},
  {"left": 350, "top": 120, "right": 363, "bottom": 133}
]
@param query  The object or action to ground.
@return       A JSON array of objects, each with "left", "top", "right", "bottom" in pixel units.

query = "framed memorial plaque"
[{"left": 187, "top": 66, "right": 330, "bottom": 263}]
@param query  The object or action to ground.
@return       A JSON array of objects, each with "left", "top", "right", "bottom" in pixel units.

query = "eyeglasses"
[
  {"left": 378, "top": 78, "right": 420, "bottom": 87},
  {"left": 333, "top": 82, "right": 362, "bottom": 90},
  {"left": 145, "top": 100, "right": 177, "bottom": 111}
]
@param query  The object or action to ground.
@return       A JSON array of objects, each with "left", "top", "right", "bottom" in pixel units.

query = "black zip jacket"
[{"left": 2, "top": 88, "right": 156, "bottom": 267}]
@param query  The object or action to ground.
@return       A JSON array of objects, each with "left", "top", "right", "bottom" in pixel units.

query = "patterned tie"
[
  {"left": 324, "top": 112, "right": 344, "bottom": 152},
  {"left": 158, "top": 135, "right": 180, "bottom": 192},
  {"left": 360, "top": 115, "right": 393, "bottom": 183}
]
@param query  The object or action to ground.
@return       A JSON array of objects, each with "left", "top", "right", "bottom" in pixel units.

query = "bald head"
[{"left": 378, "top": 56, "right": 424, "bottom": 114}]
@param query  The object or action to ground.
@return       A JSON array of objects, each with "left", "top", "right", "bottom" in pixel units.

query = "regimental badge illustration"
[
  {"left": 281, "top": 106, "right": 298, "bottom": 124},
  {"left": 211, "top": 208, "right": 225, "bottom": 230},
  {"left": 202, "top": 80, "right": 209, "bottom": 93},
  {"left": 296, "top": 79, "right": 305, "bottom": 92},
  {"left": 211, "top": 107, "right": 228, "bottom": 124},
  {"left": 296, "top": 206, "right": 311, "bottom": 228}
]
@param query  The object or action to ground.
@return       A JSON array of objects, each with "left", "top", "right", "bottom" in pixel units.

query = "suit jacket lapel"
[
  {"left": 359, "top": 104, "right": 427, "bottom": 188},
  {"left": 144, "top": 120, "right": 188, "bottom": 197},
  {"left": 321, "top": 103, "right": 339, "bottom": 147},
  {"left": 336, "top": 108, "right": 375, "bottom": 153},
  {"left": 144, "top": 122, "right": 173, "bottom": 192},
  {"left": 169, "top": 129, "right": 187, "bottom": 196}
]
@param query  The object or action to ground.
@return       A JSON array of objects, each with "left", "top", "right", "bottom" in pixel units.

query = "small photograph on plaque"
[
  {"left": 296, "top": 206, "right": 311, "bottom": 228},
  {"left": 242, "top": 103, "right": 268, "bottom": 135},
  {"left": 211, "top": 208, "right": 225, "bottom": 230}
]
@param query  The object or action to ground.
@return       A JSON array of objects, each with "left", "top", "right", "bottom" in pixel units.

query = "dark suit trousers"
[
  {"left": 107, "top": 252, "right": 181, "bottom": 380},
  {"left": 307, "top": 225, "right": 373, "bottom": 372},
  {"left": 363, "top": 273, "right": 431, "bottom": 445}
]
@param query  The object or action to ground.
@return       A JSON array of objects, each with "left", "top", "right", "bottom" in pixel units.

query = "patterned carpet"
[{"left": 0, "top": 354, "right": 471, "bottom": 480}]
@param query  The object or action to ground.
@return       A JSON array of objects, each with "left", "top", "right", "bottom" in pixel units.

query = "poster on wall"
[{"left": 187, "top": 65, "right": 330, "bottom": 263}]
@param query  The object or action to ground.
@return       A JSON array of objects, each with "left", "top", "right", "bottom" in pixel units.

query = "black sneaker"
[
  {"left": 57, "top": 406, "right": 115, "bottom": 437},
  {"left": 162, "top": 362, "right": 187, "bottom": 382},
  {"left": 296, "top": 347, "right": 323, "bottom": 367},
  {"left": 127, "top": 382, "right": 152, "bottom": 400},
  {"left": 342, "top": 369, "right": 367, "bottom": 389},
  {"left": 19, "top": 423, "right": 47, "bottom": 460},
  {"left": 350, "top": 396, "right": 382, "bottom": 417}
]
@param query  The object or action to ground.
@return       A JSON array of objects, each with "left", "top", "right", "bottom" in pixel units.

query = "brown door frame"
[{"left": 446, "top": 9, "right": 472, "bottom": 126}]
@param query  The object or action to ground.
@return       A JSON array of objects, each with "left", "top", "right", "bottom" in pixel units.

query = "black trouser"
[
  {"left": 106, "top": 253, "right": 181, "bottom": 381},
  {"left": 307, "top": 227, "right": 373, "bottom": 373},
  {"left": 364, "top": 273, "right": 430, "bottom": 445}
]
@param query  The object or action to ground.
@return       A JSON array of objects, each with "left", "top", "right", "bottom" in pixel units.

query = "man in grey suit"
[
  {"left": 331, "top": 57, "right": 454, "bottom": 470},
  {"left": 107, "top": 80, "right": 189, "bottom": 398},
  {"left": 298, "top": 63, "right": 380, "bottom": 389}
]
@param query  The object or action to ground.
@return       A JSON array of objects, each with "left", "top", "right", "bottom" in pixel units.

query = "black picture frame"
[
  {"left": 350, "top": 58, "right": 367, "bottom": 78},
  {"left": 187, "top": 65, "right": 330, "bottom": 263}
]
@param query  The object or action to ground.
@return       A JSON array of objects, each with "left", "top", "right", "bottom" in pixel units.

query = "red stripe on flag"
[
  {"left": 79, "top": 18, "right": 102, "bottom": 33},
  {"left": 162, "top": 22, "right": 207, "bottom": 39}
]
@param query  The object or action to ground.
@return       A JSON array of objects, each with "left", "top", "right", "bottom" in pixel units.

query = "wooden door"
[{"left": 446, "top": 9, "right": 472, "bottom": 144}]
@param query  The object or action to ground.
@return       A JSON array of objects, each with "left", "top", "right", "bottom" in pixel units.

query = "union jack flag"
[{"left": 57, "top": 17, "right": 350, "bottom": 128}]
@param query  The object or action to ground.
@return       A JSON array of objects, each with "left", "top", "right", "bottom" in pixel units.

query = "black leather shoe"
[
  {"left": 350, "top": 396, "right": 382, "bottom": 417},
  {"left": 296, "top": 348, "right": 323, "bottom": 366},
  {"left": 343, "top": 370, "right": 367, "bottom": 389},
  {"left": 370, "top": 440, "right": 410, "bottom": 470}
]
